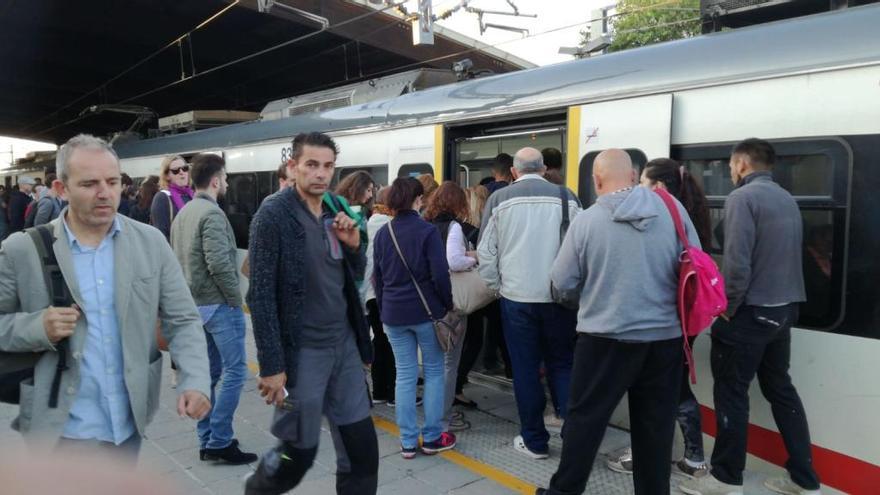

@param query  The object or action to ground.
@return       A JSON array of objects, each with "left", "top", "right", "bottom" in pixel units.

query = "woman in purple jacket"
[{"left": 373, "top": 177, "right": 457, "bottom": 459}]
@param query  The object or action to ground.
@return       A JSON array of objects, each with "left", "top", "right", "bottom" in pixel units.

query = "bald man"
[
  {"left": 537, "top": 149, "right": 701, "bottom": 495},
  {"left": 477, "top": 146, "right": 581, "bottom": 460}
]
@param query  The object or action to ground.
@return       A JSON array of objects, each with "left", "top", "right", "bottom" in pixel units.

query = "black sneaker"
[
  {"left": 200, "top": 438, "right": 238, "bottom": 461},
  {"left": 202, "top": 441, "right": 258, "bottom": 465}
]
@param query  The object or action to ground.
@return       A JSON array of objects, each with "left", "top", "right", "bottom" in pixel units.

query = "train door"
[
  {"left": 448, "top": 113, "right": 568, "bottom": 189},
  {"left": 569, "top": 94, "right": 673, "bottom": 205}
]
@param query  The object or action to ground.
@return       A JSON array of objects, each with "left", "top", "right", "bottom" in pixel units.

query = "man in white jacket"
[{"left": 477, "top": 147, "right": 580, "bottom": 460}]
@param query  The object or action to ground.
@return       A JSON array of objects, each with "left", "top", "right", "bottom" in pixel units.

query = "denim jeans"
[
  {"left": 197, "top": 304, "right": 248, "bottom": 450},
  {"left": 678, "top": 336, "right": 705, "bottom": 463},
  {"left": 384, "top": 320, "right": 446, "bottom": 448},
  {"left": 500, "top": 298, "right": 577, "bottom": 453},
  {"left": 709, "top": 304, "right": 820, "bottom": 489}
]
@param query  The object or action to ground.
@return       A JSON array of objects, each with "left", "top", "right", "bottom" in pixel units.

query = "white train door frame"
[
  {"left": 570, "top": 94, "right": 673, "bottom": 205},
  {"left": 568, "top": 93, "right": 673, "bottom": 431}
]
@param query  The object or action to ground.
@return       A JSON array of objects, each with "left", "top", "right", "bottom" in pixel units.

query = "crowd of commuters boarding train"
[{"left": 0, "top": 130, "right": 822, "bottom": 495}]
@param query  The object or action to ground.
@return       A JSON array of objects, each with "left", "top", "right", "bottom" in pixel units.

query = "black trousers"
[
  {"left": 481, "top": 300, "right": 511, "bottom": 376},
  {"left": 456, "top": 308, "right": 486, "bottom": 394},
  {"left": 366, "top": 299, "right": 395, "bottom": 401},
  {"left": 710, "top": 304, "right": 820, "bottom": 489},
  {"left": 547, "top": 334, "right": 683, "bottom": 495}
]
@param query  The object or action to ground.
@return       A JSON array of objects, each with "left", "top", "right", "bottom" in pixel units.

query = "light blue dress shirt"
[{"left": 61, "top": 215, "right": 137, "bottom": 445}]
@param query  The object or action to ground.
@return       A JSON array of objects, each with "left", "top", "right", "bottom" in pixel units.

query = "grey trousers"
[
  {"left": 271, "top": 335, "right": 371, "bottom": 472},
  {"left": 441, "top": 318, "right": 467, "bottom": 431}
]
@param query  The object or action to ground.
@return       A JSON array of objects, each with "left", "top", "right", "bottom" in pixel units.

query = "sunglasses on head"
[{"left": 170, "top": 165, "right": 190, "bottom": 175}]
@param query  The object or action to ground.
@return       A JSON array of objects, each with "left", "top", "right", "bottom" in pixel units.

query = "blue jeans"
[
  {"left": 384, "top": 320, "right": 445, "bottom": 449},
  {"left": 197, "top": 305, "right": 248, "bottom": 449},
  {"left": 500, "top": 298, "right": 577, "bottom": 453}
]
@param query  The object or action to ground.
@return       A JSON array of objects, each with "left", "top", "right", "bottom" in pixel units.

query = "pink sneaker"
[{"left": 421, "top": 432, "right": 456, "bottom": 454}]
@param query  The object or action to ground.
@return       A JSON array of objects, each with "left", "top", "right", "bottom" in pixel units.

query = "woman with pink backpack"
[{"left": 605, "top": 158, "right": 715, "bottom": 480}]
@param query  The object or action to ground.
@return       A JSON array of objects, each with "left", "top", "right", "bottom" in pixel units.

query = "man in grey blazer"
[{"left": 0, "top": 134, "right": 211, "bottom": 458}]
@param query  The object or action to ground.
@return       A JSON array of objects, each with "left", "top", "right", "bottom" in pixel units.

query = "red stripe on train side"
[{"left": 700, "top": 405, "right": 880, "bottom": 495}]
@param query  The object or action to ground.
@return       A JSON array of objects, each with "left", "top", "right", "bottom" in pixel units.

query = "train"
[{"left": 110, "top": 5, "right": 880, "bottom": 493}]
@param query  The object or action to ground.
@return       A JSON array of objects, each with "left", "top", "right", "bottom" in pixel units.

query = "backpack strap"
[
  {"left": 654, "top": 188, "right": 690, "bottom": 250},
  {"left": 558, "top": 186, "right": 570, "bottom": 245},
  {"left": 25, "top": 224, "right": 73, "bottom": 409}
]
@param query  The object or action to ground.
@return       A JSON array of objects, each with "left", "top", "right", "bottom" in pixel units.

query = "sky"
[
  {"left": 0, "top": 137, "right": 56, "bottom": 170},
  {"left": 424, "top": 0, "right": 611, "bottom": 66}
]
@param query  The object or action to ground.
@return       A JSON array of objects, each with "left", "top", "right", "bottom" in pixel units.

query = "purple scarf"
[{"left": 168, "top": 183, "right": 194, "bottom": 211}]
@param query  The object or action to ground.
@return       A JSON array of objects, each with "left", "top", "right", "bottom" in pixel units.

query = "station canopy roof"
[{"left": 1, "top": 0, "right": 532, "bottom": 144}]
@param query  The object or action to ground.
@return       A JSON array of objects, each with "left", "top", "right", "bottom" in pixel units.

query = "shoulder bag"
[
  {"left": 447, "top": 222, "right": 497, "bottom": 315},
  {"left": 0, "top": 224, "right": 73, "bottom": 407},
  {"left": 387, "top": 221, "right": 463, "bottom": 352}
]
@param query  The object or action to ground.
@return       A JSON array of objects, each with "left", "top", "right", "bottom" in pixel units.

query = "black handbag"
[
  {"left": 387, "top": 221, "right": 463, "bottom": 352},
  {"left": 0, "top": 224, "right": 73, "bottom": 407}
]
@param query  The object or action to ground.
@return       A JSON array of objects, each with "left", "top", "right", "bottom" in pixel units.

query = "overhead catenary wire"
[
  {"left": 32, "top": 0, "right": 699, "bottom": 138},
  {"left": 206, "top": 11, "right": 700, "bottom": 115},
  {"left": 22, "top": 0, "right": 242, "bottom": 135},
  {"left": 32, "top": 1, "right": 408, "bottom": 139}
]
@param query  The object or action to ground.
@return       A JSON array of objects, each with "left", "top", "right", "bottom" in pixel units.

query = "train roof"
[{"left": 115, "top": 3, "right": 880, "bottom": 159}]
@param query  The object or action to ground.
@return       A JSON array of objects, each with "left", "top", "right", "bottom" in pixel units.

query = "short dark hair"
[
  {"left": 291, "top": 132, "right": 339, "bottom": 161},
  {"left": 191, "top": 153, "right": 226, "bottom": 189},
  {"left": 277, "top": 161, "right": 288, "bottom": 180},
  {"left": 541, "top": 147, "right": 563, "bottom": 170},
  {"left": 732, "top": 138, "right": 775, "bottom": 168},
  {"left": 492, "top": 153, "right": 513, "bottom": 175},
  {"left": 120, "top": 172, "right": 132, "bottom": 186},
  {"left": 387, "top": 177, "right": 424, "bottom": 212},
  {"left": 45, "top": 172, "right": 58, "bottom": 185}
]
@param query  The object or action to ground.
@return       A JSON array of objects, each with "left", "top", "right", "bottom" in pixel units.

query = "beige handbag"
[{"left": 451, "top": 268, "right": 496, "bottom": 315}]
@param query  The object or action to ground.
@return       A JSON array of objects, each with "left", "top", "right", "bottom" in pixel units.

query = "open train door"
[{"left": 567, "top": 94, "right": 673, "bottom": 206}]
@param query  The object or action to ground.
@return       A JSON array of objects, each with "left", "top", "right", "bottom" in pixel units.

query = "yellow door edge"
[{"left": 566, "top": 106, "right": 581, "bottom": 194}]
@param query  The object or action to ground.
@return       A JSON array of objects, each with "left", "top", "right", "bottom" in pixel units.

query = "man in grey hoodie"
[{"left": 537, "top": 149, "right": 700, "bottom": 495}]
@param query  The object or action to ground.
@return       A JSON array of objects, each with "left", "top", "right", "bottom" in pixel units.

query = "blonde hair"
[
  {"left": 465, "top": 185, "right": 489, "bottom": 226},
  {"left": 158, "top": 155, "right": 186, "bottom": 190}
]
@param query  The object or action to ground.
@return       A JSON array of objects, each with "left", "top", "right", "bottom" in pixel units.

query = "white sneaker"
[
  {"left": 605, "top": 447, "right": 633, "bottom": 474},
  {"left": 513, "top": 435, "right": 549, "bottom": 460},
  {"left": 544, "top": 412, "right": 563, "bottom": 433},
  {"left": 764, "top": 475, "right": 822, "bottom": 495},
  {"left": 679, "top": 473, "right": 743, "bottom": 495}
]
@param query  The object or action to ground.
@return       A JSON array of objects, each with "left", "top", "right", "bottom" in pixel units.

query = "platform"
[{"left": 0, "top": 329, "right": 783, "bottom": 495}]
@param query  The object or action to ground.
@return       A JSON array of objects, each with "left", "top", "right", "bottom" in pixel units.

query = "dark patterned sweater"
[{"left": 246, "top": 187, "right": 371, "bottom": 384}]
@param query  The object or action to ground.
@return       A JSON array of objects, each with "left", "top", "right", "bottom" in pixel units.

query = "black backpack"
[{"left": 0, "top": 225, "right": 74, "bottom": 407}]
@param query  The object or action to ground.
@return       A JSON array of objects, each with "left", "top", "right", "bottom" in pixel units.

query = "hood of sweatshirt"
[{"left": 597, "top": 185, "right": 659, "bottom": 231}]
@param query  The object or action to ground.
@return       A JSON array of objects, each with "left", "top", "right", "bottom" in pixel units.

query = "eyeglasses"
[{"left": 169, "top": 165, "right": 190, "bottom": 175}]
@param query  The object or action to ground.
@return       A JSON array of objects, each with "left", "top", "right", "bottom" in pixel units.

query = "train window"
[
  {"left": 687, "top": 154, "right": 834, "bottom": 199},
  {"left": 398, "top": 163, "right": 433, "bottom": 178},
  {"left": 673, "top": 139, "right": 850, "bottom": 331},
  {"left": 577, "top": 148, "right": 648, "bottom": 205},
  {"left": 221, "top": 172, "right": 264, "bottom": 249},
  {"left": 500, "top": 133, "right": 564, "bottom": 156}
]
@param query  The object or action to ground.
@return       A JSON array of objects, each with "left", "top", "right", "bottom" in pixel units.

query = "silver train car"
[{"left": 116, "top": 5, "right": 880, "bottom": 493}]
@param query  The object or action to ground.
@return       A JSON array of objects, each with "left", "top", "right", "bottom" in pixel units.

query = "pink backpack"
[{"left": 655, "top": 188, "right": 727, "bottom": 383}]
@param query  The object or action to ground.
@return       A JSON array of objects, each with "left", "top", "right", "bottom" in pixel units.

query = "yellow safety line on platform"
[
  {"left": 372, "top": 416, "right": 537, "bottom": 495},
  {"left": 245, "top": 361, "right": 536, "bottom": 494}
]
